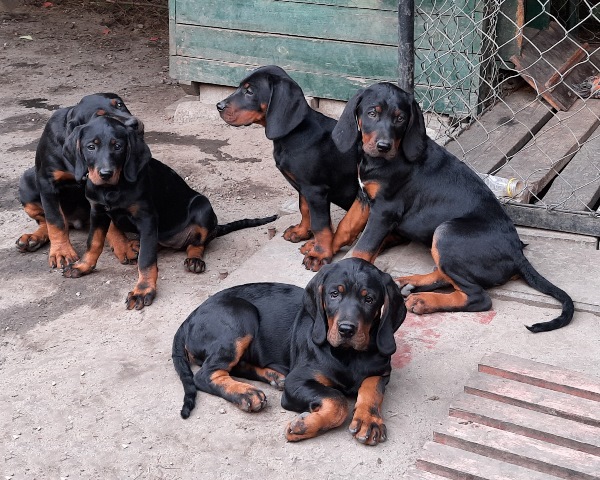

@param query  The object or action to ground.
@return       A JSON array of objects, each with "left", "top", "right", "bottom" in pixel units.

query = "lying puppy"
[
  {"left": 62, "top": 115, "right": 277, "bottom": 310},
  {"left": 172, "top": 257, "right": 406, "bottom": 445},
  {"left": 16, "top": 93, "right": 138, "bottom": 268},
  {"left": 216, "top": 65, "right": 364, "bottom": 271},
  {"left": 331, "top": 82, "right": 574, "bottom": 333}
]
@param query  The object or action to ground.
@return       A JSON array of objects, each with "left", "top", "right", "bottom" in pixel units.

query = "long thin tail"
[
  {"left": 517, "top": 258, "right": 574, "bottom": 333},
  {"left": 215, "top": 214, "right": 277, "bottom": 237},
  {"left": 172, "top": 323, "right": 197, "bottom": 418}
]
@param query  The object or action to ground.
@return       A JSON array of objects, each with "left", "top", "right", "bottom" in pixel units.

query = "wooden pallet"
[{"left": 407, "top": 353, "right": 600, "bottom": 479}]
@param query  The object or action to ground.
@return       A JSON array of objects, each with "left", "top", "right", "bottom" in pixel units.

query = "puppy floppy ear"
[
  {"left": 402, "top": 98, "right": 427, "bottom": 162},
  {"left": 62, "top": 125, "right": 87, "bottom": 182},
  {"left": 376, "top": 271, "right": 407, "bottom": 357},
  {"left": 123, "top": 117, "right": 151, "bottom": 183},
  {"left": 332, "top": 88, "right": 364, "bottom": 153},
  {"left": 303, "top": 264, "right": 333, "bottom": 346},
  {"left": 264, "top": 75, "right": 310, "bottom": 140}
]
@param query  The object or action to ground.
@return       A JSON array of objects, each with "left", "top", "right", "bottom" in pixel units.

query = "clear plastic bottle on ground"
[{"left": 479, "top": 174, "right": 525, "bottom": 198}]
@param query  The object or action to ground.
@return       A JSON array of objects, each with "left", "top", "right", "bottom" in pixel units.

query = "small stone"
[
  {"left": 219, "top": 408, "right": 226, "bottom": 414},
  {"left": 75, "top": 292, "right": 81, "bottom": 297}
]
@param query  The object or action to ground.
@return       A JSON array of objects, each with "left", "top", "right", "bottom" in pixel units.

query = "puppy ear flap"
[
  {"left": 402, "top": 98, "right": 427, "bottom": 162},
  {"left": 303, "top": 265, "right": 332, "bottom": 346},
  {"left": 332, "top": 88, "right": 364, "bottom": 153},
  {"left": 62, "top": 125, "right": 87, "bottom": 181},
  {"left": 376, "top": 271, "right": 407, "bottom": 357},
  {"left": 264, "top": 76, "right": 310, "bottom": 140},
  {"left": 123, "top": 117, "right": 151, "bottom": 183}
]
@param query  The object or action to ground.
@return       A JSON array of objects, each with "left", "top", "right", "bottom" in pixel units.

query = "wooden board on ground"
[
  {"left": 541, "top": 122, "right": 600, "bottom": 211},
  {"left": 496, "top": 98, "right": 600, "bottom": 203},
  {"left": 446, "top": 87, "right": 553, "bottom": 174},
  {"left": 411, "top": 352, "right": 600, "bottom": 479},
  {"left": 510, "top": 22, "right": 597, "bottom": 111}
]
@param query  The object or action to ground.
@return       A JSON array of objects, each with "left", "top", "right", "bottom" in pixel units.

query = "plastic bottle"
[{"left": 478, "top": 174, "right": 525, "bottom": 198}]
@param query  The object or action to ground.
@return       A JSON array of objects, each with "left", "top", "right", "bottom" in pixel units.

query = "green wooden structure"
[{"left": 168, "top": 0, "right": 496, "bottom": 116}]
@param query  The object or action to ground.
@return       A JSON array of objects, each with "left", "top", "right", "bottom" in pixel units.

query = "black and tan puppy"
[
  {"left": 172, "top": 258, "right": 406, "bottom": 445},
  {"left": 16, "top": 93, "right": 138, "bottom": 268},
  {"left": 61, "top": 115, "right": 277, "bottom": 310},
  {"left": 216, "top": 65, "right": 365, "bottom": 271},
  {"left": 331, "top": 82, "right": 574, "bottom": 333}
]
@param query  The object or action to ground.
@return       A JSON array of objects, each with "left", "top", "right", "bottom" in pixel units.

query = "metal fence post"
[{"left": 398, "top": 0, "right": 415, "bottom": 95}]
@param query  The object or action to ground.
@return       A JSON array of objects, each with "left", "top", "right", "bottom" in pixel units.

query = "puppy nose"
[
  {"left": 338, "top": 322, "right": 356, "bottom": 338},
  {"left": 99, "top": 169, "right": 114, "bottom": 180},
  {"left": 376, "top": 140, "right": 392, "bottom": 153},
  {"left": 216, "top": 101, "right": 226, "bottom": 112}
]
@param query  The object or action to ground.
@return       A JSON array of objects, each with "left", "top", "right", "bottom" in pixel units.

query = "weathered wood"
[
  {"left": 496, "top": 99, "right": 600, "bottom": 203},
  {"left": 478, "top": 352, "right": 600, "bottom": 402},
  {"left": 446, "top": 88, "right": 553, "bottom": 174},
  {"left": 510, "top": 22, "right": 597, "bottom": 111},
  {"left": 434, "top": 417, "right": 600, "bottom": 479},
  {"left": 503, "top": 203, "right": 600, "bottom": 236},
  {"left": 417, "top": 441, "right": 559, "bottom": 479},
  {"left": 497, "top": 0, "right": 524, "bottom": 63},
  {"left": 449, "top": 394, "right": 600, "bottom": 456},
  {"left": 464, "top": 372, "right": 600, "bottom": 427},
  {"left": 542, "top": 125, "right": 600, "bottom": 211}
]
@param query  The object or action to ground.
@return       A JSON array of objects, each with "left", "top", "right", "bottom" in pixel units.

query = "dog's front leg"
[
  {"left": 282, "top": 373, "right": 348, "bottom": 442},
  {"left": 126, "top": 210, "right": 159, "bottom": 310},
  {"left": 63, "top": 204, "right": 111, "bottom": 278},
  {"left": 349, "top": 375, "right": 389, "bottom": 445},
  {"left": 351, "top": 210, "right": 391, "bottom": 264}
]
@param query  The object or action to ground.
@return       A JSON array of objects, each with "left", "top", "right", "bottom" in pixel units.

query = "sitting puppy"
[
  {"left": 16, "top": 93, "right": 138, "bottom": 268},
  {"left": 172, "top": 257, "right": 406, "bottom": 445},
  {"left": 216, "top": 65, "right": 365, "bottom": 271},
  {"left": 331, "top": 82, "right": 574, "bottom": 333},
  {"left": 62, "top": 115, "right": 277, "bottom": 310}
]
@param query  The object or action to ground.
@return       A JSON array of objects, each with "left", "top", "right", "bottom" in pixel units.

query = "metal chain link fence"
[{"left": 413, "top": 0, "right": 600, "bottom": 232}]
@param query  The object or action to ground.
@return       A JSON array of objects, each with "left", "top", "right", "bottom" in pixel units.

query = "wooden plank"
[
  {"left": 416, "top": 441, "right": 559, "bottom": 480},
  {"left": 542, "top": 126, "right": 600, "bottom": 211},
  {"left": 449, "top": 394, "right": 600, "bottom": 456},
  {"left": 478, "top": 352, "right": 600, "bottom": 402},
  {"left": 510, "top": 22, "right": 597, "bottom": 111},
  {"left": 403, "top": 467, "right": 449, "bottom": 479},
  {"left": 464, "top": 372, "right": 600, "bottom": 427},
  {"left": 174, "top": 0, "right": 399, "bottom": 46},
  {"left": 495, "top": 99, "right": 600, "bottom": 203},
  {"left": 434, "top": 417, "right": 600, "bottom": 479},
  {"left": 497, "top": 0, "right": 524, "bottom": 63},
  {"left": 280, "top": 0, "right": 398, "bottom": 10},
  {"left": 446, "top": 88, "right": 553, "bottom": 174},
  {"left": 503, "top": 203, "right": 600, "bottom": 236}
]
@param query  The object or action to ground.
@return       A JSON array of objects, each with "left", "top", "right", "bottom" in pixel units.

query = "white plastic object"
[{"left": 479, "top": 174, "right": 524, "bottom": 198}]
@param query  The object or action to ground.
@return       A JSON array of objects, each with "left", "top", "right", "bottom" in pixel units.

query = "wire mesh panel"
[{"left": 414, "top": 0, "right": 600, "bottom": 234}]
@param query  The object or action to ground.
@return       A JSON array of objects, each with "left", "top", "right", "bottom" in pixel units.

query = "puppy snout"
[
  {"left": 338, "top": 322, "right": 356, "bottom": 338},
  {"left": 216, "top": 101, "right": 227, "bottom": 112},
  {"left": 99, "top": 169, "right": 114, "bottom": 180},
  {"left": 376, "top": 140, "right": 392, "bottom": 153}
]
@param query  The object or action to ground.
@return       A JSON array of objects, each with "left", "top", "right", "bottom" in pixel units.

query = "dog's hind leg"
[{"left": 193, "top": 335, "right": 267, "bottom": 412}]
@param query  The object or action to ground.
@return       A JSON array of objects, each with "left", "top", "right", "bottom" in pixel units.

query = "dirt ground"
[{"left": 0, "top": 4, "right": 312, "bottom": 479}]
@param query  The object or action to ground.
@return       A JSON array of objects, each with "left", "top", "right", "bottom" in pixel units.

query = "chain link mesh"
[{"left": 414, "top": 0, "right": 600, "bottom": 220}]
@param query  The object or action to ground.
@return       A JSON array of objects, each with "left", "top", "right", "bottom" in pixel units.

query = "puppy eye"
[
  {"left": 86, "top": 144, "right": 96, "bottom": 151},
  {"left": 245, "top": 87, "right": 254, "bottom": 96},
  {"left": 395, "top": 115, "right": 405, "bottom": 123},
  {"left": 365, "top": 295, "right": 374, "bottom": 304},
  {"left": 116, "top": 101, "right": 124, "bottom": 108},
  {"left": 330, "top": 290, "right": 339, "bottom": 299},
  {"left": 367, "top": 110, "right": 377, "bottom": 118},
  {"left": 114, "top": 143, "right": 123, "bottom": 151}
]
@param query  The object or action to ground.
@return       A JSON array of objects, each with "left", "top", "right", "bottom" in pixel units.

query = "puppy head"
[
  {"left": 66, "top": 93, "right": 132, "bottom": 135},
  {"left": 304, "top": 258, "right": 406, "bottom": 356},
  {"left": 216, "top": 65, "right": 310, "bottom": 140},
  {"left": 333, "top": 83, "right": 426, "bottom": 162},
  {"left": 63, "top": 115, "right": 149, "bottom": 185}
]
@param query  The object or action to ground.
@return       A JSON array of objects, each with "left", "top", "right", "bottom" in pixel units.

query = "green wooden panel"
[
  {"left": 278, "top": 0, "right": 398, "bottom": 10},
  {"left": 175, "top": 24, "right": 398, "bottom": 78},
  {"left": 175, "top": 0, "right": 399, "bottom": 46}
]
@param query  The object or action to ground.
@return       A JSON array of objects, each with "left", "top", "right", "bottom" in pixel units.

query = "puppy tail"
[
  {"left": 172, "top": 323, "right": 197, "bottom": 419},
  {"left": 516, "top": 257, "right": 574, "bottom": 333},
  {"left": 215, "top": 215, "right": 278, "bottom": 237}
]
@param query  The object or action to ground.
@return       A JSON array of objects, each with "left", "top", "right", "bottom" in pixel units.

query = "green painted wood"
[
  {"left": 175, "top": 0, "right": 398, "bottom": 45},
  {"left": 497, "top": 0, "right": 523, "bottom": 62},
  {"left": 274, "top": 0, "right": 398, "bottom": 11},
  {"left": 169, "top": 0, "right": 176, "bottom": 56}
]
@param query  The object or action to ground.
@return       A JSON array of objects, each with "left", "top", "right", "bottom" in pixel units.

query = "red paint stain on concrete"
[{"left": 391, "top": 310, "right": 497, "bottom": 368}]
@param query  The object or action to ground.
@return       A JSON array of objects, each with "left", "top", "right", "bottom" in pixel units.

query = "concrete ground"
[{"left": 220, "top": 213, "right": 600, "bottom": 475}]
